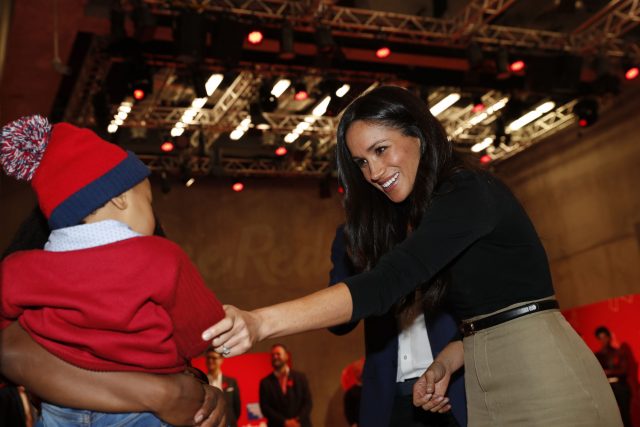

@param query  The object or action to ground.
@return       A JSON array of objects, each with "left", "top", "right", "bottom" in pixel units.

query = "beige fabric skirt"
[{"left": 462, "top": 298, "right": 623, "bottom": 427}]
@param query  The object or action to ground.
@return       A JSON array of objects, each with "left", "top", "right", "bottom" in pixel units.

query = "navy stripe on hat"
[{"left": 49, "top": 152, "right": 150, "bottom": 230}]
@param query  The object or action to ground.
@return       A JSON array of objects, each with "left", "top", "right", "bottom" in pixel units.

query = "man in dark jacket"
[
  {"left": 259, "top": 344, "right": 312, "bottom": 427},
  {"left": 206, "top": 347, "right": 242, "bottom": 427}
]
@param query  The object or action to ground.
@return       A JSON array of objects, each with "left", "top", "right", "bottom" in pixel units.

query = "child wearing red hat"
[{"left": 0, "top": 115, "right": 226, "bottom": 426}]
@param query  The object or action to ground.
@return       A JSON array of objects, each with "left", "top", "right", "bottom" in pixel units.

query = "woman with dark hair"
[
  {"left": 0, "top": 207, "right": 226, "bottom": 427},
  {"left": 205, "top": 86, "right": 622, "bottom": 426}
]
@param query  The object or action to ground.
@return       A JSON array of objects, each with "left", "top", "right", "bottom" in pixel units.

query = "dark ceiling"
[{"left": 1, "top": 0, "right": 638, "bottom": 181}]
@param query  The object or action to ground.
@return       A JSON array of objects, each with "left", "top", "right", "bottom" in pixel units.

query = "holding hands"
[
  {"left": 412, "top": 360, "right": 452, "bottom": 413},
  {"left": 412, "top": 340, "right": 464, "bottom": 414}
]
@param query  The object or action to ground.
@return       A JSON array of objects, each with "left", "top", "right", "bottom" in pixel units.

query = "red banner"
[
  {"left": 562, "top": 294, "right": 640, "bottom": 426},
  {"left": 192, "top": 352, "right": 272, "bottom": 427}
]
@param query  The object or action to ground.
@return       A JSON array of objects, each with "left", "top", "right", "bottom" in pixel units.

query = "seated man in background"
[{"left": 595, "top": 326, "right": 632, "bottom": 427}]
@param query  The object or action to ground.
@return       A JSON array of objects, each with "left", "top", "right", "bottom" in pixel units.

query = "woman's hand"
[
  {"left": 412, "top": 340, "right": 464, "bottom": 414},
  {"left": 412, "top": 360, "right": 452, "bottom": 413},
  {"left": 201, "top": 305, "right": 261, "bottom": 357}
]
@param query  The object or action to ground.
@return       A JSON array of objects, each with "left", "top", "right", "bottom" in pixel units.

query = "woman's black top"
[{"left": 344, "top": 170, "right": 555, "bottom": 321}]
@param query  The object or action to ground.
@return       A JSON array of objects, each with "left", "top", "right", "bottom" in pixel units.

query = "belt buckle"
[{"left": 462, "top": 321, "right": 476, "bottom": 336}]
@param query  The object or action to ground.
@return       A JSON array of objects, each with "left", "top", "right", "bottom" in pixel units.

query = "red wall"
[
  {"left": 192, "top": 353, "right": 272, "bottom": 427},
  {"left": 562, "top": 294, "right": 640, "bottom": 426}
]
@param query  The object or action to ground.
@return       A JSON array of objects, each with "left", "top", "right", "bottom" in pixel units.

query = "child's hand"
[{"left": 201, "top": 305, "right": 260, "bottom": 357}]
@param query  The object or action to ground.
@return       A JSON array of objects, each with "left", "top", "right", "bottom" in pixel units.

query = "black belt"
[{"left": 460, "top": 300, "right": 559, "bottom": 337}]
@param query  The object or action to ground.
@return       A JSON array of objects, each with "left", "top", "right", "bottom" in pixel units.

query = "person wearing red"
[{"left": 0, "top": 115, "right": 226, "bottom": 425}]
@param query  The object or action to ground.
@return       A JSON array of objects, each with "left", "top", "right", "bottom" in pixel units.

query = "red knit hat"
[{"left": 0, "top": 115, "right": 150, "bottom": 229}]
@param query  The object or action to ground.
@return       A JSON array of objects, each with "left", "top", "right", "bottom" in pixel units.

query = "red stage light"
[
  {"left": 480, "top": 154, "right": 491, "bottom": 164},
  {"left": 133, "top": 89, "right": 145, "bottom": 101},
  {"left": 337, "top": 185, "right": 345, "bottom": 194},
  {"left": 472, "top": 103, "right": 485, "bottom": 113},
  {"left": 509, "top": 60, "right": 526, "bottom": 73},
  {"left": 275, "top": 146, "right": 287, "bottom": 156},
  {"left": 376, "top": 47, "right": 391, "bottom": 59},
  {"left": 247, "top": 30, "right": 264, "bottom": 45},
  {"left": 578, "top": 118, "right": 588, "bottom": 127},
  {"left": 293, "top": 90, "right": 308, "bottom": 101},
  {"left": 160, "top": 141, "right": 174, "bottom": 152},
  {"left": 232, "top": 181, "right": 244, "bottom": 192},
  {"left": 625, "top": 66, "right": 639, "bottom": 80}
]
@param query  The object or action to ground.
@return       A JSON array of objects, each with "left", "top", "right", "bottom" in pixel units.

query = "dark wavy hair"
[
  {"left": 1, "top": 207, "right": 50, "bottom": 260},
  {"left": 336, "top": 86, "right": 468, "bottom": 311}
]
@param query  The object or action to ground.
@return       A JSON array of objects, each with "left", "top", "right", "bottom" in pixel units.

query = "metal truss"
[
  {"left": 140, "top": 153, "right": 213, "bottom": 174},
  {"left": 442, "top": 91, "right": 508, "bottom": 141},
  {"left": 261, "top": 113, "right": 338, "bottom": 135},
  {"left": 491, "top": 99, "right": 578, "bottom": 163},
  {"left": 222, "top": 157, "right": 332, "bottom": 177},
  {"left": 139, "top": 153, "right": 333, "bottom": 177},
  {"left": 573, "top": 0, "right": 640, "bottom": 53},
  {"left": 578, "top": 0, "right": 640, "bottom": 55},
  {"left": 450, "top": 0, "right": 516, "bottom": 38},
  {"left": 63, "top": 36, "right": 111, "bottom": 125},
  {"left": 142, "top": 0, "right": 636, "bottom": 56}
]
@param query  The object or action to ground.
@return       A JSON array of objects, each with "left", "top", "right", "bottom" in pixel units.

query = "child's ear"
[{"left": 109, "top": 191, "right": 129, "bottom": 211}]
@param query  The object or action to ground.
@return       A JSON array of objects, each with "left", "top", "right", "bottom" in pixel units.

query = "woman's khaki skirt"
[{"left": 462, "top": 299, "right": 623, "bottom": 427}]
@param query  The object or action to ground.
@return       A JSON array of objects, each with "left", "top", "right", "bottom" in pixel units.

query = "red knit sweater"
[{"left": 0, "top": 236, "right": 225, "bottom": 373}]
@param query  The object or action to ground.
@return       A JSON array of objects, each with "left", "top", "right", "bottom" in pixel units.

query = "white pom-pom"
[{"left": 0, "top": 114, "right": 51, "bottom": 181}]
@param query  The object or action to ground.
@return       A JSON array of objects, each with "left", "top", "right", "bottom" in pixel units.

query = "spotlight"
[
  {"left": 375, "top": 46, "right": 391, "bottom": 59},
  {"left": 472, "top": 96, "right": 485, "bottom": 113},
  {"left": 480, "top": 154, "right": 492, "bottom": 165},
  {"left": 275, "top": 146, "right": 287, "bottom": 156},
  {"left": 509, "top": 60, "right": 526, "bottom": 73},
  {"left": 133, "top": 88, "right": 146, "bottom": 101},
  {"left": 625, "top": 66, "right": 639, "bottom": 80},
  {"left": 315, "top": 26, "right": 335, "bottom": 54},
  {"left": 160, "top": 141, "right": 174, "bottom": 152},
  {"left": 180, "top": 163, "right": 195, "bottom": 187},
  {"left": 335, "top": 83, "right": 350, "bottom": 98},
  {"left": 250, "top": 103, "right": 271, "bottom": 130},
  {"left": 573, "top": 98, "right": 599, "bottom": 127},
  {"left": 337, "top": 185, "right": 345, "bottom": 194},
  {"left": 293, "top": 82, "right": 308, "bottom": 101},
  {"left": 232, "top": 180, "right": 245, "bottom": 192},
  {"left": 247, "top": 30, "right": 264, "bottom": 45},
  {"left": 260, "top": 83, "right": 278, "bottom": 112},
  {"left": 128, "top": 56, "right": 152, "bottom": 101},
  {"left": 622, "top": 55, "right": 639, "bottom": 80},
  {"left": 279, "top": 21, "right": 295, "bottom": 60}
]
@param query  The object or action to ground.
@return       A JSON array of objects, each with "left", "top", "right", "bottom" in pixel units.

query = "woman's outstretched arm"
[
  {"left": 202, "top": 283, "right": 353, "bottom": 355},
  {"left": 1, "top": 322, "right": 227, "bottom": 426}
]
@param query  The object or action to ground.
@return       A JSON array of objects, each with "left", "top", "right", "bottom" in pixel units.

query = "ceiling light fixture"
[{"left": 430, "top": 93, "right": 461, "bottom": 117}]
